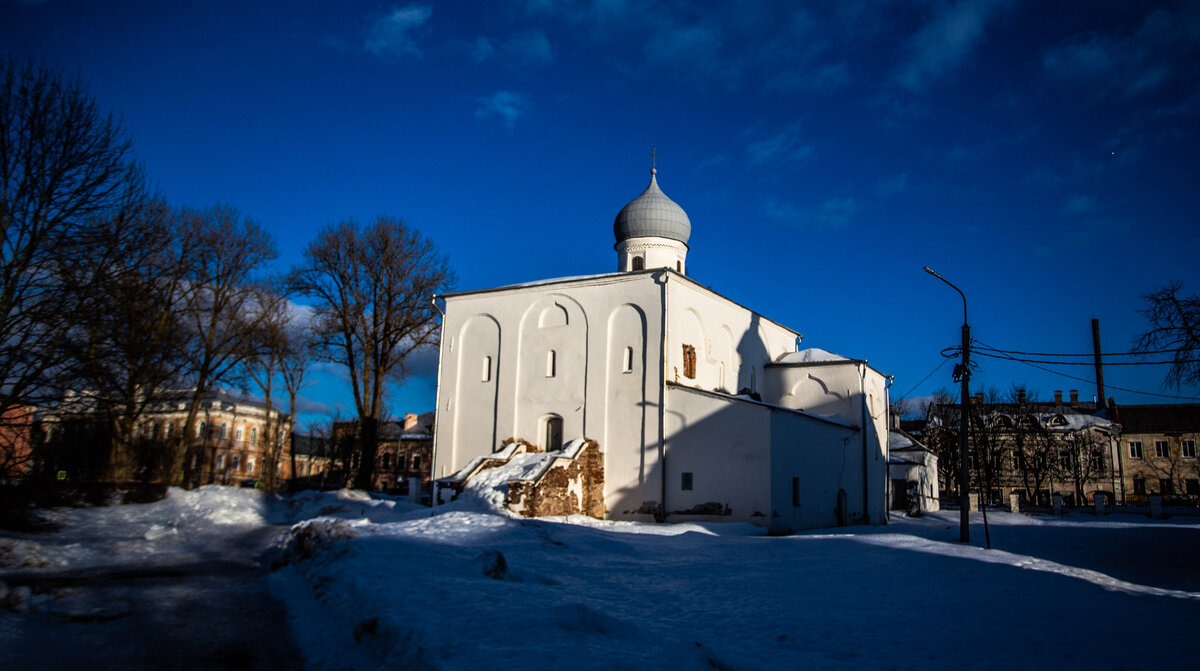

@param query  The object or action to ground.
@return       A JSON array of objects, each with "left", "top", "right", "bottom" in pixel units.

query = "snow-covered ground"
[{"left": 4, "top": 486, "right": 1199, "bottom": 670}]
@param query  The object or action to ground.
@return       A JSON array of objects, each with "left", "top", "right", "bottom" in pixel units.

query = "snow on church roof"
[{"left": 774, "top": 348, "right": 851, "bottom": 364}]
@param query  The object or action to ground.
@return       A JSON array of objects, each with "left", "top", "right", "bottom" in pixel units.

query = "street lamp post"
[{"left": 924, "top": 266, "right": 971, "bottom": 543}]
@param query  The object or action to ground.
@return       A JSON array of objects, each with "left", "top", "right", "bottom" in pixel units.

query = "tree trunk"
[{"left": 354, "top": 416, "right": 378, "bottom": 491}]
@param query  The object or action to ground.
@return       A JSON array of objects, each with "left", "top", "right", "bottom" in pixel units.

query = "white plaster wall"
[
  {"left": 764, "top": 361, "right": 891, "bottom": 524},
  {"left": 432, "top": 273, "right": 667, "bottom": 516},
  {"left": 662, "top": 386, "right": 773, "bottom": 524},
  {"left": 665, "top": 278, "right": 799, "bottom": 396},
  {"left": 889, "top": 454, "right": 940, "bottom": 513},
  {"left": 768, "top": 410, "right": 860, "bottom": 532},
  {"left": 616, "top": 236, "right": 687, "bottom": 274}
]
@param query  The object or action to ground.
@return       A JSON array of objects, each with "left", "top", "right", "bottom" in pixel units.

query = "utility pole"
[
  {"left": 924, "top": 267, "right": 971, "bottom": 543},
  {"left": 1092, "top": 319, "right": 1106, "bottom": 410}
]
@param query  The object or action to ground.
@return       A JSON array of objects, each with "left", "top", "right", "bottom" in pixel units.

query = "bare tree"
[
  {"left": 57, "top": 196, "right": 190, "bottom": 482},
  {"left": 278, "top": 314, "right": 314, "bottom": 493},
  {"left": 963, "top": 387, "right": 1012, "bottom": 505},
  {"left": 174, "top": 205, "right": 277, "bottom": 484},
  {"left": 243, "top": 285, "right": 314, "bottom": 492},
  {"left": 1136, "top": 282, "right": 1200, "bottom": 389},
  {"left": 1006, "top": 385, "right": 1054, "bottom": 505},
  {"left": 288, "top": 217, "right": 453, "bottom": 490},
  {"left": 1055, "top": 428, "right": 1110, "bottom": 506},
  {"left": 0, "top": 57, "right": 143, "bottom": 474},
  {"left": 923, "top": 388, "right": 960, "bottom": 500}
]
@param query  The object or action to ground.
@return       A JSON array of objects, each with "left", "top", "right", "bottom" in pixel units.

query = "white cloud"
[
  {"left": 508, "top": 32, "right": 554, "bottom": 65},
  {"left": 475, "top": 90, "right": 528, "bottom": 127},
  {"left": 873, "top": 173, "right": 911, "bottom": 198},
  {"left": 1042, "top": 5, "right": 1200, "bottom": 99},
  {"left": 472, "top": 32, "right": 554, "bottom": 66},
  {"left": 895, "top": 0, "right": 1011, "bottom": 92},
  {"left": 747, "top": 128, "right": 814, "bottom": 166},
  {"left": 765, "top": 196, "right": 859, "bottom": 230},
  {"left": 1063, "top": 195, "right": 1097, "bottom": 216},
  {"left": 293, "top": 395, "right": 333, "bottom": 416},
  {"left": 364, "top": 5, "right": 432, "bottom": 59},
  {"left": 470, "top": 37, "right": 496, "bottom": 63}
]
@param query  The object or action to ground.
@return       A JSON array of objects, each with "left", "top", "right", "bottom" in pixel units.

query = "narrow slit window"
[
  {"left": 622, "top": 346, "right": 633, "bottom": 373},
  {"left": 481, "top": 355, "right": 492, "bottom": 382},
  {"left": 681, "top": 472, "right": 693, "bottom": 491},
  {"left": 546, "top": 349, "right": 557, "bottom": 378},
  {"left": 792, "top": 477, "right": 800, "bottom": 506}
]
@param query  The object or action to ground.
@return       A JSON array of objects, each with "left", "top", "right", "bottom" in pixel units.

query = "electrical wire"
[
  {"left": 970, "top": 350, "right": 1200, "bottom": 366},
  {"left": 966, "top": 338, "right": 1200, "bottom": 402},
  {"left": 972, "top": 344, "right": 1182, "bottom": 358},
  {"left": 896, "top": 358, "right": 953, "bottom": 400}
]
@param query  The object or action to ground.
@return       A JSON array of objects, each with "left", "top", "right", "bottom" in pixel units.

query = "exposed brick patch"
[{"left": 506, "top": 440, "right": 605, "bottom": 519}]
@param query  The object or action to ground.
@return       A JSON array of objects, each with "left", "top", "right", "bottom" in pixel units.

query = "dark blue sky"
[{"left": 5, "top": 0, "right": 1199, "bottom": 425}]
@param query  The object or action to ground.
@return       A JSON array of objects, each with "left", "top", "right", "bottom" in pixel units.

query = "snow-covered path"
[
  {"left": 0, "top": 488, "right": 306, "bottom": 670},
  {"left": 5, "top": 487, "right": 1199, "bottom": 670}
]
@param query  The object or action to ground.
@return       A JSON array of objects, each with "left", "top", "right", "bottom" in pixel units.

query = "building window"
[
  {"left": 382, "top": 453, "right": 392, "bottom": 469},
  {"left": 250, "top": 427, "right": 257, "bottom": 445},
  {"left": 1058, "top": 451, "right": 1072, "bottom": 470},
  {"left": 216, "top": 454, "right": 225, "bottom": 470},
  {"left": 542, "top": 415, "right": 563, "bottom": 451},
  {"left": 1186, "top": 479, "right": 1200, "bottom": 496},
  {"left": 682, "top": 344, "right": 697, "bottom": 379},
  {"left": 1129, "top": 441, "right": 1143, "bottom": 459},
  {"left": 1155, "top": 440, "right": 1170, "bottom": 459},
  {"left": 622, "top": 347, "right": 633, "bottom": 374},
  {"left": 198, "top": 422, "right": 206, "bottom": 438},
  {"left": 235, "top": 427, "right": 244, "bottom": 442},
  {"left": 792, "top": 477, "right": 800, "bottom": 506},
  {"left": 412, "top": 455, "right": 421, "bottom": 471},
  {"left": 676, "top": 260, "right": 681, "bottom": 272},
  {"left": 1161, "top": 478, "right": 1175, "bottom": 495},
  {"left": 232, "top": 455, "right": 241, "bottom": 472},
  {"left": 1133, "top": 477, "right": 1146, "bottom": 495},
  {"left": 1183, "top": 440, "right": 1196, "bottom": 458},
  {"left": 632, "top": 256, "right": 644, "bottom": 271},
  {"left": 546, "top": 350, "right": 556, "bottom": 378},
  {"left": 482, "top": 355, "right": 492, "bottom": 382},
  {"left": 398, "top": 453, "right": 407, "bottom": 469},
  {"left": 220, "top": 423, "right": 228, "bottom": 440},
  {"left": 681, "top": 472, "right": 694, "bottom": 491},
  {"left": 247, "top": 456, "right": 255, "bottom": 474}
]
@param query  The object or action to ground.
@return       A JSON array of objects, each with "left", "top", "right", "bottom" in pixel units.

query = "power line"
[
  {"left": 970, "top": 350, "right": 1200, "bottom": 367},
  {"left": 969, "top": 338, "right": 1200, "bottom": 402},
  {"left": 897, "top": 358, "right": 953, "bottom": 400},
  {"left": 972, "top": 344, "right": 1182, "bottom": 358}
]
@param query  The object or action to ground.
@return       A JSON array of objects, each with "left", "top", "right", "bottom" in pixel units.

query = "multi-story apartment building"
[
  {"left": 924, "top": 390, "right": 1119, "bottom": 507},
  {"left": 42, "top": 389, "right": 290, "bottom": 488},
  {"left": 1109, "top": 403, "right": 1200, "bottom": 503},
  {"left": 332, "top": 412, "right": 434, "bottom": 493}
]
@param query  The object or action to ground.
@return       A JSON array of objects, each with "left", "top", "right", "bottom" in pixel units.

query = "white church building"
[{"left": 431, "top": 167, "right": 893, "bottom": 532}]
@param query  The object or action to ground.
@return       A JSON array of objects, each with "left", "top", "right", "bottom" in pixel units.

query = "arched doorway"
[{"left": 541, "top": 414, "right": 563, "bottom": 452}]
